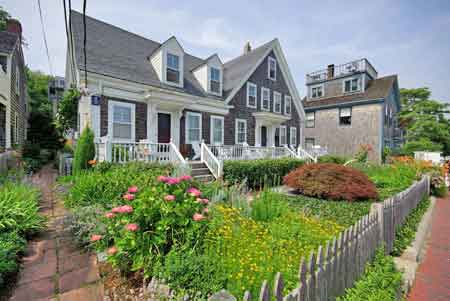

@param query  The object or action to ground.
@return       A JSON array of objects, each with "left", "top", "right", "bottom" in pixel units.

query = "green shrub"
[
  {"left": 72, "top": 126, "right": 95, "bottom": 174},
  {"left": 337, "top": 248, "right": 402, "bottom": 301},
  {"left": 392, "top": 197, "right": 431, "bottom": 256},
  {"left": 0, "top": 231, "right": 26, "bottom": 288},
  {"left": 250, "top": 190, "right": 289, "bottom": 222},
  {"left": 284, "top": 163, "right": 379, "bottom": 202},
  {"left": 318, "top": 154, "right": 349, "bottom": 164},
  {"left": 65, "top": 204, "right": 107, "bottom": 248},
  {"left": 223, "top": 158, "right": 305, "bottom": 189}
]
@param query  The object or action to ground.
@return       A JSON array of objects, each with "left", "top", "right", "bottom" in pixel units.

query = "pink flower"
[
  {"left": 193, "top": 213, "right": 205, "bottom": 221},
  {"left": 128, "top": 186, "right": 138, "bottom": 194},
  {"left": 123, "top": 193, "right": 135, "bottom": 201},
  {"left": 164, "top": 195, "right": 176, "bottom": 202},
  {"left": 125, "top": 223, "right": 139, "bottom": 231},
  {"left": 166, "top": 177, "right": 181, "bottom": 185},
  {"left": 105, "top": 212, "right": 115, "bottom": 218},
  {"left": 119, "top": 205, "right": 133, "bottom": 213},
  {"left": 187, "top": 187, "right": 201, "bottom": 197},
  {"left": 196, "top": 198, "right": 209, "bottom": 204},
  {"left": 157, "top": 175, "right": 168, "bottom": 182},
  {"left": 203, "top": 207, "right": 209, "bottom": 214},
  {"left": 180, "top": 175, "right": 192, "bottom": 181},
  {"left": 111, "top": 206, "right": 121, "bottom": 213},
  {"left": 107, "top": 246, "right": 118, "bottom": 255},
  {"left": 90, "top": 234, "right": 102, "bottom": 242}
]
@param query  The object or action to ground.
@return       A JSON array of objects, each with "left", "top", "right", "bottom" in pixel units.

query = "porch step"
[
  {"left": 188, "top": 161, "right": 215, "bottom": 183},
  {"left": 188, "top": 161, "right": 207, "bottom": 169},
  {"left": 192, "top": 174, "right": 215, "bottom": 183},
  {"left": 191, "top": 168, "right": 211, "bottom": 177}
]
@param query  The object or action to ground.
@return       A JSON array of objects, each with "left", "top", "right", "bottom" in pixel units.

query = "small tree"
[
  {"left": 55, "top": 88, "right": 80, "bottom": 135},
  {"left": 73, "top": 127, "right": 95, "bottom": 174}
]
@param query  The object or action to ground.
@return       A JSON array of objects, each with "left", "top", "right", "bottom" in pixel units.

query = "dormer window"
[
  {"left": 268, "top": 57, "right": 277, "bottom": 80},
  {"left": 210, "top": 67, "right": 221, "bottom": 94},
  {"left": 344, "top": 78, "right": 360, "bottom": 93},
  {"left": 166, "top": 53, "right": 180, "bottom": 84},
  {"left": 311, "top": 85, "right": 323, "bottom": 98}
]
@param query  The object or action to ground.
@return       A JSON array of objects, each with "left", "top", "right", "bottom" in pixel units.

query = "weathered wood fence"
[{"left": 209, "top": 176, "right": 430, "bottom": 301}]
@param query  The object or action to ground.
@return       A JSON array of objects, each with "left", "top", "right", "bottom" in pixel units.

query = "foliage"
[
  {"left": 402, "top": 138, "right": 442, "bottom": 156},
  {"left": 250, "top": 190, "right": 290, "bottom": 222},
  {"left": 337, "top": 247, "right": 402, "bottom": 301},
  {"left": 64, "top": 162, "right": 172, "bottom": 208},
  {"left": 26, "top": 68, "right": 52, "bottom": 115},
  {"left": 55, "top": 88, "right": 80, "bottom": 135},
  {"left": 223, "top": 158, "right": 305, "bottom": 189},
  {"left": 284, "top": 163, "right": 379, "bottom": 202},
  {"left": 392, "top": 197, "right": 431, "bottom": 256},
  {"left": 354, "top": 144, "right": 373, "bottom": 163},
  {"left": 399, "top": 87, "right": 450, "bottom": 156},
  {"left": 0, "top": 6, "right": 10, "bottom": 31},
  {"left": 65, "top": 204, "right": 107, "bottom": 248},
  {"left": 0, "top": 231, "right": 26, "bottom": 288},
  {"left": 317, "top": 154, "right": 349, "bottom": 164},
  {"left": 72, "top": 127, "right": 95, "bottom": 174}
]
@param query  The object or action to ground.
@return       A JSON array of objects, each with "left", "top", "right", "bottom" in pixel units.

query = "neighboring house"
[
  {"left": 0, "top": 19, "right": 27, "bottom": 151},
  {"left": 66, "top": 11, "right": 305, "bottom": 159},
  {"left": 48, "top": 76, "right": 65, "bottom": 116},
  {"left": 302, "top": 59, "right": 401, "bottom": 162}
]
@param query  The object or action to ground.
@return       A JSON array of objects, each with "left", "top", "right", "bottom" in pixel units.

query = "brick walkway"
[
  {"left": 408, "top": 196, "right": 450, "bottom": 301},
  {"left": 9, "top": 166, "right": 104, "bottom": 301}
]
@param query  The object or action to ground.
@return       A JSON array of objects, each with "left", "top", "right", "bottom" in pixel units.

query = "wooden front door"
[
  {"left": 261, "top": 126, "right": 267, "bottom": 147},
  {"left": 157, "top": 113, "right": 171, "bottom": 143}
]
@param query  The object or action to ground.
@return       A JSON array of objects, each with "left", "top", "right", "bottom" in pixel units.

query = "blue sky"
[{"left": 2, "top": 0, "right": 449, "bottom": 102}]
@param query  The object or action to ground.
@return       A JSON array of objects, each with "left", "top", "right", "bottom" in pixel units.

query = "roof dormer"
[
  {"left": 192, "top": 54, "right": 223, "bottom": 96},
  {"left": 150, "top": 36, "right": 184, "bottom": 88}
]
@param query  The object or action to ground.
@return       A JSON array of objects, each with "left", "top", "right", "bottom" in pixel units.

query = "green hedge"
[
  {"left": 222, "top": 158, "right": 305, "bottom": 189},
  {"left": 317, "top": 154, "right": 350, "bottom": 164}
]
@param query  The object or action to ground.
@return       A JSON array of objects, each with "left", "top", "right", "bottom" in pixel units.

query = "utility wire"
[
  {"left": 62, "top": 0, "right": 76, "bottom": 84},
  {"left": 67, "top": 0, "right": 78, "bottom": 84},
  {"left": 82, "top": 0, "right": 88, "bottom": 88},
  {"left": 37, "top": 0, "right": 53, "bottom": 76}
]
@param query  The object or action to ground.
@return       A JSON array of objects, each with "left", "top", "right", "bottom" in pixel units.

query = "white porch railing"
[
  {"left": 200, "top": 142, "right": 222, "bottom": 179},
  {"left": 208, "top": 144, "right": 296, "bottom": 161},
  {"left": 297, "top": 146, "right": 317, "bottom": 163}
]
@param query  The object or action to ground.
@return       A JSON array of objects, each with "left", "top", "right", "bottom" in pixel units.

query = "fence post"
[
  {"left": 372, "top": 203, "right": 384, "bottom": 248},
  {"left": 105, "top": 136, "right": 112, "bottom": 162}
]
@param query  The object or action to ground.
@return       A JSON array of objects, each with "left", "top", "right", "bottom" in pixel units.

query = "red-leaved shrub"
[{"left": 283, "top": 163, "right": 379, "bottom": 202}]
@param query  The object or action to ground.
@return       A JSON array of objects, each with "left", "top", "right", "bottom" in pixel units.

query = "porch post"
[
  {"left": 255, "top": 120, "right": 261, "bottom": 147},
  {"left": 4, "top": 103, "right": 11, "bottom": 149},
  {"left": 147, "top": 103, "right": 157, "bottom": 143},
  {"left": 268, "top": 125, "right": 276, "bottom": 147},
  {"left": 171, "top": 110, "right": 182, "bottom": 147}
]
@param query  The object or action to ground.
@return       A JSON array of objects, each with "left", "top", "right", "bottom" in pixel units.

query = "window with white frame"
[
  {"left": 311, "top": 85, "right": 323, "bottom": 98},
  {"left": 344, "top": 78, "right": 360, "bottom": 93},
  {"left": 186, "top": 112, "right": 202, "bottom": 144},
  {"left": 279, "top": 125, "right": 287, "bottom": 145},
  {"left": 109, "top": 101, "right": 135, "bottom": 141},
  {"left": 14, "top": 112, "right": 19, "bottom": 143},
  {"left": 290, "top": 127, "right": 297, "bottom": 146},
  {"left": 210, "top": 67, "right": 221, "bottom": 94},
  {"left": 268, "top": 56, "right": 277, "bottom": 80},
  {"left": 15, "top": 65, "right": 20, "bottom": 95},
  {"left": 285, "top": 95, "right": 292, "bottom": 115},
  {"left": 210, "top": 116, "right": 224, "bottom": 145},
  {"left": 305, "top": 137, "right": 315, "bottom": 149},
  {"left": 339, "top": 107, "right": 352, "bottom": 125},
  {"left": 273, "top": 92, "right": 282, "bottom": 113},
  {"left": 235, "top": 119, "right": 247, "bottom": 144},
  {"left": 261, "top": 87, "right": 270, "bottom": 111},
  {"left": 246, "top": 82, "right": 257, "bottom": 108},
  {"left": 166, "top": 53, "right": 180, "bottom": 84},
  {"left": 306, "top": 112, "right": 315, "bottom": 128}
]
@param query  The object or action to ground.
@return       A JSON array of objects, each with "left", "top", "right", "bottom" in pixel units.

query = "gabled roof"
[
  {"left": 0, "top": 31, "right": 19, "bottom": 54},
  {"left": 302, "top": 75, "right": 398, "bottom": 110}
]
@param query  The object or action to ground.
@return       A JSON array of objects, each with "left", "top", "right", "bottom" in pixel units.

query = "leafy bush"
[
  {"left": 284, "top": 163, "right": 379, "bottom": 202},
  {"left": 223, "top": 158, "right": 305, "bottom": 189},
  {"left": 72, "top": 126, "right": 95, "bottom": 174},
  {"left": 337, "top": 248, "right": 402, "bottom": 301},
  {"left": 392, "top": 197, "right": 431, "bottom": 256},
  {"left": 318, "top": 154, "right": 349, "bottom": 164},
  {"left": 250, "top": 190, "right": 289, "bottom": 222},
  {"left": 0, "top": 231, "right": 26, "bottom": 288},
  {"left": 65, "top": 204, "right": 107, "bottom": 248}
]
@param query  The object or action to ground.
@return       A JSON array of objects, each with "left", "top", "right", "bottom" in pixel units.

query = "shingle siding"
[{"left": 9, "top": 46, "right": 26, "bottom": 146}]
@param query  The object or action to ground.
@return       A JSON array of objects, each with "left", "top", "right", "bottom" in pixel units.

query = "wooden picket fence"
[{"left": 209, "top": 176, "right": 430, "bottom": 301}]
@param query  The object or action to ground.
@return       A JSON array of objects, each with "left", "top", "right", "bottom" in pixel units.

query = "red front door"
[{"left": 158, "top": 113, "right": 171, "bottom": 143}]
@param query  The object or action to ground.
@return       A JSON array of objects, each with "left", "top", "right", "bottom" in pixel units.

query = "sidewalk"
[
  {"left": 408, "top": 195, "right": 450, "bottom": 301},
  {"left": 8, "top": 165, "right": 104, "bottom": 301}
]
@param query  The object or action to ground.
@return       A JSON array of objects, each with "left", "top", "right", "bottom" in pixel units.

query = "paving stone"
[
  {"left": 10, "top": 276, "right": 55, "bottom": 301},
  {"left": 59, "top": 266, "right": 101, "bottom": 293},
  {"left": 60, "top": 253, "right": 96, "bottom": 274},
  {"left": 59, "top": 284, "right": 104, "bottom": 301},
  {"left": 18, "top": 257, "right": 57, "bottom": 285}
]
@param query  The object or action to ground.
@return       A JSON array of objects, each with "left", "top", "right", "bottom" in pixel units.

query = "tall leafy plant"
[
  {"left": 72, "top": 126, "right": 95, "bottom": 174},
  {"left": 55, "top": 88, "right": 80, "bottom": 135}
]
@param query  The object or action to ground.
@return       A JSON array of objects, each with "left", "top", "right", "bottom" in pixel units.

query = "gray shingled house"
[
  {"left": 66, "top": 11, "right": 308, "bottom": 178},
  {"left": 302, "top": 59, "right": 402, "bottom": 162},
  {"left": 0, "top": 19, "right": 27, "bottom": 151}
]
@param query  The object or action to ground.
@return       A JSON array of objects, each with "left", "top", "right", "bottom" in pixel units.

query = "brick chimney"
[
  {"left": 243, "top": 41, "right": 252, "bottom": 54},
  {"left": 327, "top": 64, "right": 335, "bottom": 80},
  {"left": 6, "top": 19, "right": 22, "bottom": 42}
]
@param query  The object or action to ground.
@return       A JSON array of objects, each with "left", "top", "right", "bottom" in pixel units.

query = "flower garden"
[{"left": 59, "top": 156, "right": 446, "bottom": 299}]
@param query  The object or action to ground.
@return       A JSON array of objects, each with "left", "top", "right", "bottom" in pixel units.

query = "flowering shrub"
[
  {"left": 284, "top": 163, "right": 379, "bottom": 202},
  {"left": 354, "top": 144, "right": 373, "bottom": 163}
]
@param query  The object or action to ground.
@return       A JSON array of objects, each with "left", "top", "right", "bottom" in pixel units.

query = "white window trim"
[
  {"left": 290, "top": 127, "right": 297, "bottom": 146},
  {"left": 343, "top": 77, "right": 361, "bottom": 94},
  {"left": 306, "top": 112, "right": 315, "bottom": 128},
  {"left": 235, "top": 119, "right": 247, "bottom": 145},
  {"left": 246, "top": 82, "right": 257, "bottom": 108},
  {"left": 209, "top": 66, "right": 222, "bottom": 96},
  {"left": 273, "top": 91, "right": 282, "bottom": 113},
  {"left": 284, "top": 95, "right": 292, "bottom": 116},
  {"left": 260, "top": 87, "right": 270, "bottom": 111},
  {"left": 108, "top": 100, "right": 136, "bottom": 143},
  {"left": 165, "top": 52, "right": 182, "bottom": 87},
  {"left": 185, "top": 111, "right": 202, "bottom": 144},
  {"left": 268, "top": 56, "right": 277, "bottom": 81},
  {"left": 210, "top": 115, "right": 224, "bottom": 145},
  {"left": 279, "top": 125, "right": 287, "bottom": 146},
  {"left": 311, "top": 84, "right": 324, "bottom": 99}
]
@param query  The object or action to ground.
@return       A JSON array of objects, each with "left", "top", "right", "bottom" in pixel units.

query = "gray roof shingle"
[{"left": 0, "top": 31, "right": 18, "bottom": 54}]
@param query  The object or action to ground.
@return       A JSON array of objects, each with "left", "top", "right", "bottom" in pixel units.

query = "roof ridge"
[{"left": 223, "top": 39, "right": 276, "bottom": 67}]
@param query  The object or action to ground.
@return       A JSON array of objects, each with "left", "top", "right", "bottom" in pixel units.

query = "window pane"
[
  {"left": 167, "top": 53, "right": 179, "bottom": 70},
  {"left": 188, "top": 129, "right": 199, "bottom": 142},
  {"left": 340, "top": 108, "right": 351, "bottom": 117},
  {"left": 188, "top": 115, "right": 199, "bottom": 129},
  {"left": 210, "top": 68, "right": 220, "bottom": 81},
  {"left": 113, "top": 106, "right": 131, "bottom": 123},
  {"left": 345, "top": 80, "right": 351, "bottom": 92},
  {"left": 210, "top": 80, "right": 220, "bottom": 93},
  {"left": 113, "top": 123, "right": 131, "bottom": 139},
  {"left": 352, "top": 79, "right": 358, "bottom": 91},
  {"left": 166, "top": 69, "right": 180, "bottom": 83}
]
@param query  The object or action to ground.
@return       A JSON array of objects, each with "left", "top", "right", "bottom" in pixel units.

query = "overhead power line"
[
  {"left": 37, "top": 0, "right": 53, "bottom": 76},
  {"left": 62, "top": 0, "right": 77, "bottom": 83},
  {"left": 82, "top": 0, "right": 88, "bottom": 87}
]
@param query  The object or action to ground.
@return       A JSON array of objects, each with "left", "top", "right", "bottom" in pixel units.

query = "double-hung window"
[
  {"left": 344, "top": 78, "right": 360, "bottom": 93},
  {"left": 285, "top": 95, "right": 292, "bottom": 115},
  {"left": 247, "top": 82, "right": 257, "bottom": 108},
  {"left": 306, "top": 112, "right": 315, "bottom": 128},
  {"left": 290, "top": 127, "right": 297, "bottom": 146},
  {"left": 268, "top": 56, "right": 277, "bottom": 80},
  {"left": 186, "top": 112, "right": 202, "bottom": 144},
  {"left": 210, "top": 67, "right": 221, "bottom": 94},
  {"left": 311, "top": 85, "right": 323, "bottom": 98},
  {"left": 235, "top": 119, "right": 247, "bottom": 144},
  {"left": 339, "top": 107, "right": 352, "bottom": 125},
  {"left": 109, "top": 101, "right": 135, "bottom": 141},
  {"left": 166, "top": 53, "right": 180, "bottom": 84},
  {"left": 279, "top": 125, "right": 287, "bottom": 145},
  {"left": 305, "top": 138, "right": 315, "bottom": 149},
  {"left": 273, "top": 92, "right": 282, "bottom": 113},
  {"left": 210, "top": 116, "right": 224, "bottom": 145},
  {"left": 261, "top": 87, "right": 270, "bottom": 111}
]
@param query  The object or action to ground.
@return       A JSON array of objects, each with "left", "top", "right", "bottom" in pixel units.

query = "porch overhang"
[
  {"left": 252, "top": 112, "right": 291, "bottom": 126},
  {"left": 144, "top": 88, "right": 197, "bottom": 111}
]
